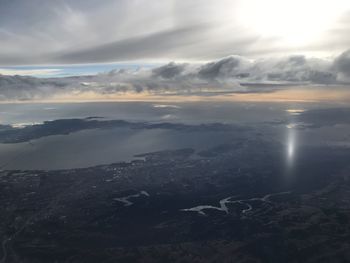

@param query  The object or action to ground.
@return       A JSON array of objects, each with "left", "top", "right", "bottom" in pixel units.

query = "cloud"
[
  {"left": 173, "top": 54, "right": 339, "bottom": 85},
  {"left": 152, "top": 62, "right": 188, "bottom": 79},
  {"left": 334, "top": 49, "right": 350, "bottom": 82},
  {"left": 0, "top": 68, "right": 62, "bottom": 77},
  {"left": 55, "top": 25, "right": 214, "bottom": 64},
  {"left": 261, "top": 56, "right": 337, "bottom": 84},
  {"left": 1, "top": 0, "right": 350, "bottom": 65},
  {"left": 1, "top": 50, "right": 350, "bottom": 101},
  {"left": 0, "top": 75, "right": 69, "bottom": 100},
  {"left": 0, "top": 0, "right": 255, "bottom": 65},
  {"left": 197, "top": 56, "right": 244, "bottom": 80}
]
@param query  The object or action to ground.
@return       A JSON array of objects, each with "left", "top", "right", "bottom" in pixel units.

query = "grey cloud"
[
  {"left": 306, "top": 71, "right": 337, "bottom": 84},
  {"left": 152, "top": 62, "right": 188, "bottom": 79},
  {"left": 2, "top": 0, "right": 350, "bottom": 65},
  {"left": 246, "top": 55, "right": 337, "bottom": 84},
  {"left": 334, "top": 50, "right": 350, "bottom": 81},
  {"left": 0, "top": 75, "right": 69, "bottom": 100},
  {"left": 192, "top": 55, "right": 339, "bottom": 85},
  {"left": 55, "top": 25, "right": 210, "bottom": 64},
  {"left": 286, "top": 55, "right": 307, "bottom": 66},
  {"left": 0, "top": 0, "right": 257, "bottom": 65},
  {"left": 198, "top": 56, "right": 243, "bottom": 80},
  {"left": 140, "top": 50, "right": 350, "bottom": 85},
  {"left": 2, "top": 50, "right": 350, "bottom": 101}
]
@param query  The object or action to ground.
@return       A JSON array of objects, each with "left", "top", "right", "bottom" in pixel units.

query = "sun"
[{"left": 234, "top": 0, "right": 349, "bottom": 47}]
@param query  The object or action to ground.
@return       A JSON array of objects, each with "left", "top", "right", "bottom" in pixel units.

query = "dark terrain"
[{"left": 1, "top": 134, "right": 350, "bottom": 262}]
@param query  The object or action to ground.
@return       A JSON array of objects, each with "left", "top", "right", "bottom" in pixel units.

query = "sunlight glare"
[{"left": 235, "top": 0, "right": 350, "bottom": 46}]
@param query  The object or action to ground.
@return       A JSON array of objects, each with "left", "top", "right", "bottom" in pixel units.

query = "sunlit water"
[{"left": 0, "top": 101, "right": 349, "bottom": 170}]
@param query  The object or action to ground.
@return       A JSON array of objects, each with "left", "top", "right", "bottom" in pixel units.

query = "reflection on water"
[
  {"left": 285, "top": 108, "right": 301, "bottom": 176},
  {"left": 286, "top": 124, "right": 296, "bottom": 168},
  {"left": 1, "top": 102, "right": 350, "bottom": 171},
  {"left": 285, "top": 109, "right": 305, "bottom": 115},
  {"left": 0, "top": 101, "right": 316, "bottom": 126}
]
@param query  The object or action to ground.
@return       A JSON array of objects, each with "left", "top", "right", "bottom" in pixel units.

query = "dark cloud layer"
[
  {"left": 334, "top": 50, "right": 350, "bottom": 81},
  {"left": 198, "top": 56, "right": 242, "bottom": 80},
  {"left": 1, "top": 51, "right": 350, "bottom": 101},
  {"left": 0, "top": 75, "right": 69, "bottom": 100},
  {"left": 152, "top": 62, "right": 188, "bottom": 79}
]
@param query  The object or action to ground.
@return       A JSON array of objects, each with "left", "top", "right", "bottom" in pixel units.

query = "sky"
[
  {"left": 1, "top": 0, "right": 350, "bottom": 101},
  {"left": 1, "top": 0, "right": 350, "bottom": 66}
]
